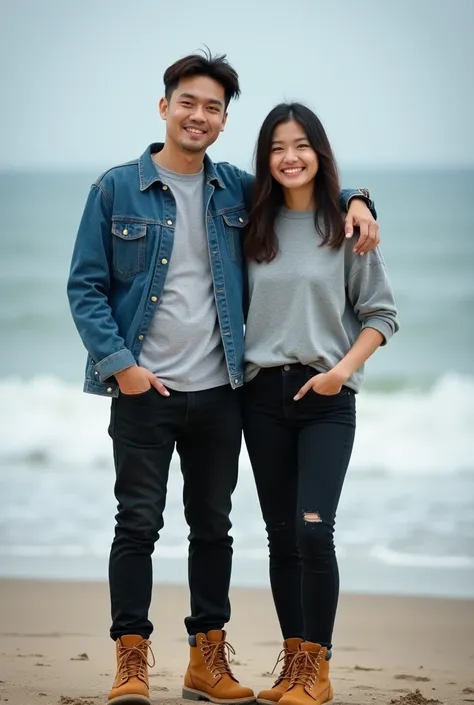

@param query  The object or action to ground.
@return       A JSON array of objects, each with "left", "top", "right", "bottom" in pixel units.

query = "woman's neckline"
[{"left": 280, "top": 206, "right": 315, "bottom": 220}]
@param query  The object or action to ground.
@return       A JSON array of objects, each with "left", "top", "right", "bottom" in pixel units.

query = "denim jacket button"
[
  {"left": 138, "top": 334, "right": 144, "bottom": 340},
  {"left": 151, "top": 296, "right": 158, "bottom": 302},
  {"left": 238, "top": 217, "right": 243, "bottom": 223},
  {"left": 106, "top": 387, "right": 113, "bottom": 393},
  {"left": 283, "top": 365, "right": 291, "bottom": 371},
  {"left": 122, "top": 228, "right": 128, "bottom": 235},
  {"left": 167, "top": 219, "right": 173, "bottom": 225},
  {"left": 161, "top": 258, "right": 168, "bottom": 265},
  {"left": 162, "top": 185, "right": 168, "bottom": 191}
]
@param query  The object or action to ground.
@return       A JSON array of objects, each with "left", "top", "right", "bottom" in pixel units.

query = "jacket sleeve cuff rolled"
[
  {"left": 346, "top": 189, "right": 377, "bottom": 220},
  {"left": 94, "top": 349, "right": 136, "bottom": 382}
]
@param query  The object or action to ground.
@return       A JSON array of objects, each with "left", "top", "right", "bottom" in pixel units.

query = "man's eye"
[{"left": 182, "top": 101, "right": 192, "bottom": 107}]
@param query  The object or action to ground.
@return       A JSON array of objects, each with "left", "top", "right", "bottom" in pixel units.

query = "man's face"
[{"left": 159, "top": 75, "right": 228, "bottom": 154}]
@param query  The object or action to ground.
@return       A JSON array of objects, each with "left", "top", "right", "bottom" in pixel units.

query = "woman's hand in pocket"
[{"left": 294, "top": 370, "right": 347, "bottom": 400}]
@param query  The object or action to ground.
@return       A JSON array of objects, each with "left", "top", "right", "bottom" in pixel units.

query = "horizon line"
[{"left": 0, "top": 164, "right": 473, "bottom": 174}]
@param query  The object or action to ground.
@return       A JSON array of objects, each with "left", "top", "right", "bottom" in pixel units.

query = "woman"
[{"left": 243, "top": 103, "right": 399, "bottom": 705}]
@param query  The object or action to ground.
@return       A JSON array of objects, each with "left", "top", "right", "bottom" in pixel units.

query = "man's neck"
[{"left": 153, "top": 142, "right": 205, "bottom": 175}]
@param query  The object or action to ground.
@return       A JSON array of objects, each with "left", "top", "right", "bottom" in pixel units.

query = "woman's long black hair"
[{"left": 244, "top": 102, "right": 345, "bottom": 263}]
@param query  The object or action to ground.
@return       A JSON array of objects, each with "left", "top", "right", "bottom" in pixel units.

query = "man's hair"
[{"left": 163, "top": 48, "right": 240, "bottom": 109}]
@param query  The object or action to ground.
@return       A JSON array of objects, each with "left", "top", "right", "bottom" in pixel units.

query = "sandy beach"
[{"left": 0, "top": 579, "right": 473, "bottom": 705}]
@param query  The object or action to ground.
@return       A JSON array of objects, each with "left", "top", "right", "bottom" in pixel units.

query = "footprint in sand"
[
  {"left": 353, "top": 665, "right": 383, "bottom": 672},
  {"left": 354, "top": 684, "right": 377, "bottom": 690},
  {"left": 389, "top": 689, "right": 442, "bottom": 704},
  {"left": 394, "top": 674, "right": 431, "bottom": 683}
]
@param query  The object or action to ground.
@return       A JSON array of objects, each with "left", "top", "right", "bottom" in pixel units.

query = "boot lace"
[
  {"left": 269, "top": 646, "right": 298, "bottom": 686},
  {"left": 117, "top": 639, "right": 155, "bottom": 683},
  {"left": 200, "top": 637, "right": 236, "bottom": 679},
  {"left": 289, "top": 649, "right": 324, "bottom": 690}
]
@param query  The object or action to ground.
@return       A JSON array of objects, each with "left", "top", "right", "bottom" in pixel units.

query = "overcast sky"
[{"left": 1, "top": 0, "right": 473, "bottom": 170}]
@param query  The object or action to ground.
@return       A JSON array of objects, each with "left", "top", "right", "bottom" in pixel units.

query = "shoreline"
[
  {"left": 0, "top": 579, "right": 473, "bottom": 705},
  {"left": 1, "top": 553, "right": 473, "bottom": 601}
]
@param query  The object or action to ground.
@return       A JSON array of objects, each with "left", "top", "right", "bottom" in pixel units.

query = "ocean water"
[{"left": 0, "top": 168, "right": 473, "bottom": 598}]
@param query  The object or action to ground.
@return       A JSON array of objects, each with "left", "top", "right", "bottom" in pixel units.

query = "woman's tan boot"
[
  {"left": 278, "top": 642, "right": 333, "bottom": 705},
  {"left": 257, "top": 638, "right": 303, "bottom": 704}
]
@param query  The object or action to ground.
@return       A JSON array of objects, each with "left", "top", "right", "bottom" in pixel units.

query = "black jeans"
[
  {"left": 107, "top": 383, "right": 242, "bottom": 640},
  {"left": 243, "top": 364, "right": 356, "bottom": 649}
]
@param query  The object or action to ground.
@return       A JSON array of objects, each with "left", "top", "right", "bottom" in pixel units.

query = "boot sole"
[
  {"left": 107, "top": 696, "right": 151, "bottom": 705},
  {"left": 182, "top": 687, "right": 255, "bottom": 704}
]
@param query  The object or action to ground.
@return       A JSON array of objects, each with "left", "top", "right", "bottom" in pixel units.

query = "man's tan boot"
[
  {"left": 183, "top": 629, "right": 255, "bottom": 704},
  {"left": 278, "top": 642, "right": 333, "bottom": 705},
  {"left": 108, "top": 634, "right": 155, "bottom": 704},
  {"left": 257, "top": 638, "right": 303, "bottom": 704}
]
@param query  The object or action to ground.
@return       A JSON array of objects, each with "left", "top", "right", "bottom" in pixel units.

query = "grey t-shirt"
[
  {"left": 139, "top": 164, "right": 229, "bottom": 392},
  {"left": 244, "top": 207, "right": 399, "bottom": 392}
]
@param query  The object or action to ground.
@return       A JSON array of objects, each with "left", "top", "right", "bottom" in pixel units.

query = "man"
[{"left": 67, "top": 51, "right": 379, "bottom": 705}]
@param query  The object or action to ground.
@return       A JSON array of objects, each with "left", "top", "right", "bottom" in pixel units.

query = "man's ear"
[
  {"left": 158, "top": 97, "right": 168, "bottom": 121},
  {"left": 220, "top": 111, "right": 228, "bottom": 133}
]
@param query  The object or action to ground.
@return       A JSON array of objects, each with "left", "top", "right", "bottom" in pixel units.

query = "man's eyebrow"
[{"left": 178, "top": 92, "right": 224, "bottom": 107}]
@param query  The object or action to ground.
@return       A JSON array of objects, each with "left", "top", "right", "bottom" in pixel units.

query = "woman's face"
[{"left": 269, "top": 119, "right": 319, "bottom": 191}]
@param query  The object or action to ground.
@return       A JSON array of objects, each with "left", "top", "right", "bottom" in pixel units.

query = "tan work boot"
[
  {"left": 279, "top": 642, "right": 333, "bottom": 705},
  {"left": 108, "top": 634, "right": 155, "bottom": 704},
  {"left": 257, "top": 638, "right": 303, "bottom": 704},
  {"left": 183, "top": 629, "right": 255, "bottom": 703}
]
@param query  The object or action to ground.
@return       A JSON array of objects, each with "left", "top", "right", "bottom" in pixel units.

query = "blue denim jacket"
[{"left": 67, "top": 143, "right": 373, "bottom": 397}]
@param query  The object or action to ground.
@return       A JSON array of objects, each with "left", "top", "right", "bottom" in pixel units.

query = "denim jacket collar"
[{"left": 138, "top": 142, "right": 226, "bottom": 192}]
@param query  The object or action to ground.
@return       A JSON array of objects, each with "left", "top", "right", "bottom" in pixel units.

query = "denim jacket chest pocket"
[
  {"left": 111, "top": 220, "right": 147, "bottom": 279},
  {"left": 222, "top": 210, "right": 248, "bottom": 265}
]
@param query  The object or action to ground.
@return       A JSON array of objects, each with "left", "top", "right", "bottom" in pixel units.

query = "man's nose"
[{"left": 190, "top": 106, "right": 206, "bottom": 122}]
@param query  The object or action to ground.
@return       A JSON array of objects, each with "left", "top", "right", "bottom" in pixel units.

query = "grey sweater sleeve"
[{"left": 346, "top": 246, "right": 399, "bottom": 344}]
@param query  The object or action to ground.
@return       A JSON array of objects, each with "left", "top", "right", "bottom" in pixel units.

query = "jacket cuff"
[
  {"left": 347, "top": 188, "right": 377, "bottom": 220},
  {"left": 94, "top": 349, "right": 136, "bottom": 382}
]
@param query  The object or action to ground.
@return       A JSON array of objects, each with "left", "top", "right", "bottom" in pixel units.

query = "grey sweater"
[{"left": 244, "top": 207, "right": 399, "bottom": 391}]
